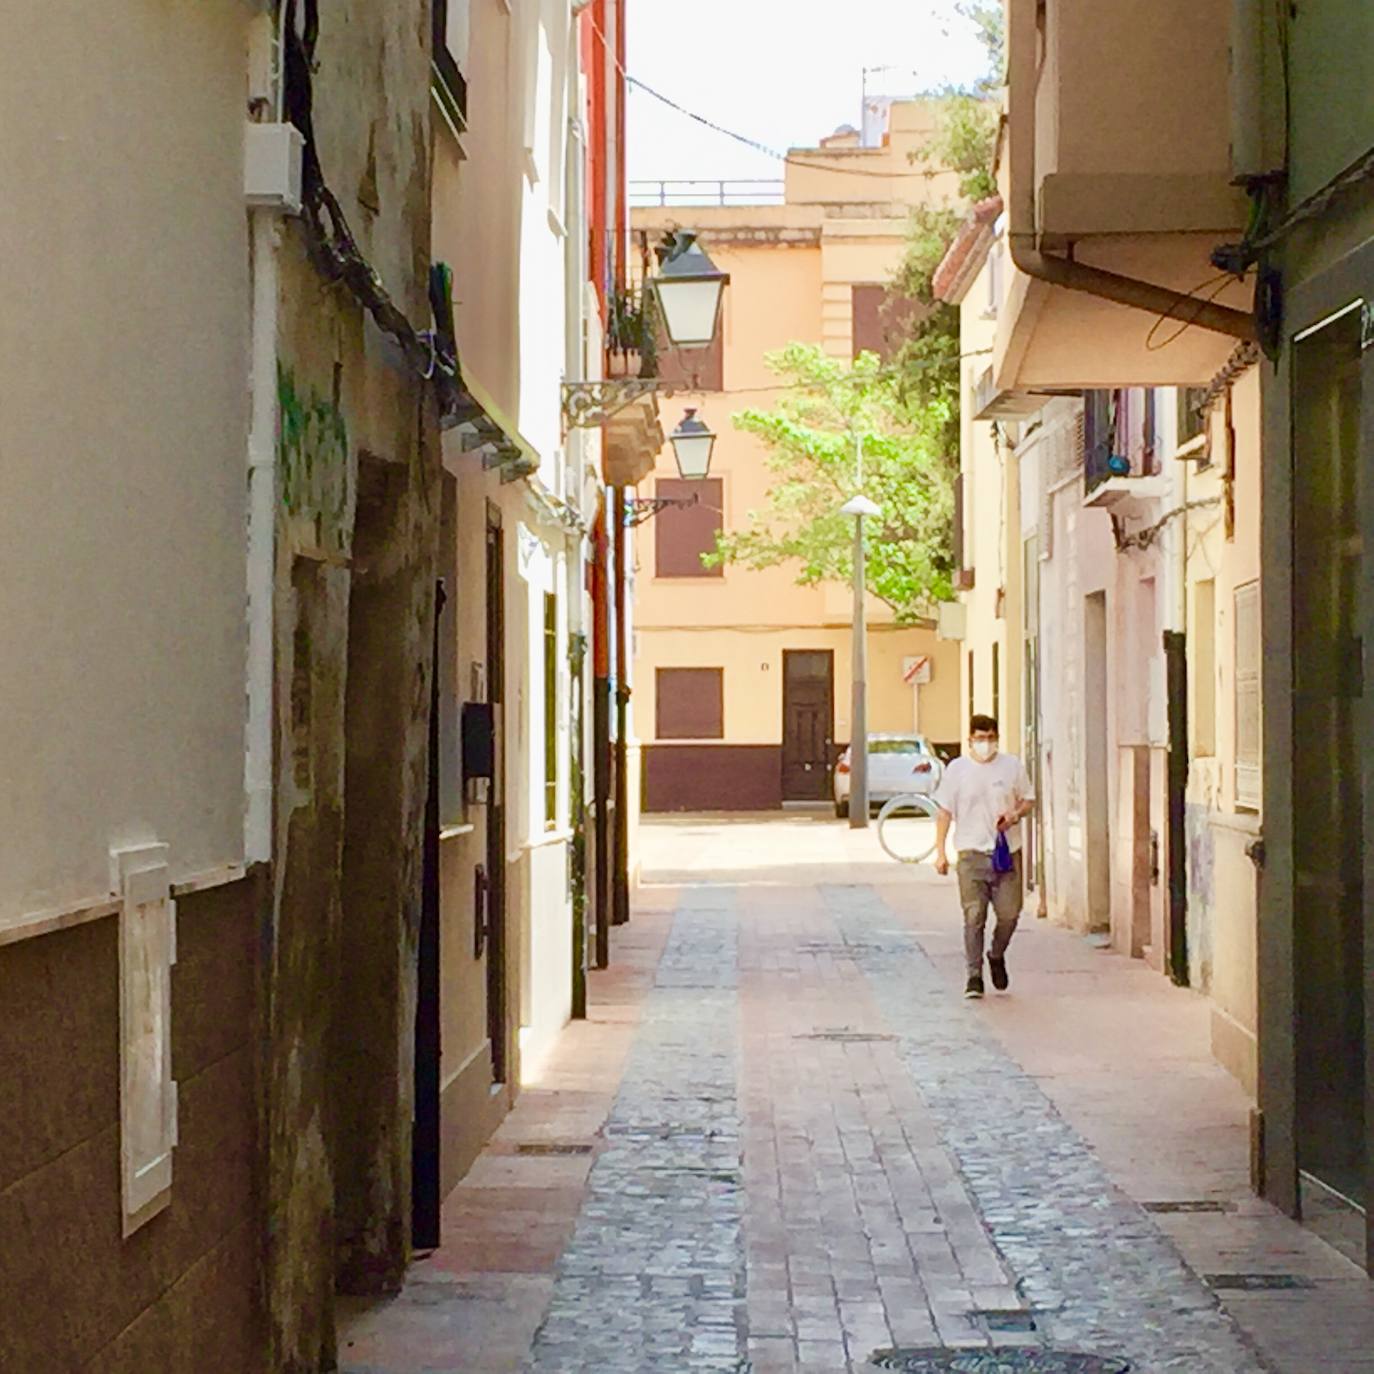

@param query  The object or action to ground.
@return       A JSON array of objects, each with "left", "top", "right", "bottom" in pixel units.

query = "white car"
[{"left": 833, "top": 733, "right": 944, "bottom": 819}]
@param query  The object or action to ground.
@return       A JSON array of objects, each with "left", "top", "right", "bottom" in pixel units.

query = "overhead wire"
[
  {"left": 588, "top": 10, "right": 965, "bottom": 183},
  {"left": 1143, "top": 270, "right": 1251, "bottom": 352}
]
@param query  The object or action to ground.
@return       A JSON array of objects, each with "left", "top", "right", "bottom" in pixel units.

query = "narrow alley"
[{"left": 338, "top": 817, "right": 1374, "bottom": 1374}]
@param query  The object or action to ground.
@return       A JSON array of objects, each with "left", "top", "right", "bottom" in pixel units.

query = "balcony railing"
[{"left": 629, "top": 179, "right": 785, "bottom": 208}]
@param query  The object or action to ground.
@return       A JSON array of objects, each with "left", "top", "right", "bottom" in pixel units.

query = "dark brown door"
[
  {"left": 413, "top": 580, "right": 445, "bottom": 1250},
  {"left": 782, "top": 650, "right": 833, "bottom": 801},
  {"left": 485, "top": 510, "right": 508, "bottom": 1086}
]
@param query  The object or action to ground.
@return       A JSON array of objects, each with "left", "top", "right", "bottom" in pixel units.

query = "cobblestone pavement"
[
  {"left": 527, "top": 893, "right": 746, "bottom": 1372},
  {"left": 340, "top": 816, "right": 1374, "bottom": 1374}
]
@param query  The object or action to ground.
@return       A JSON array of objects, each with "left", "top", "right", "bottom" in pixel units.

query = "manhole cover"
[
  {"left": 868, "top": 1354, "right": 1128, "bottom": 1373},
  {"left": 1142, "top": 1199, "right": 1235, "bottom": 1214},
  {"left": 1205, "top": 1272, "right": 1316, "bottom": 1291},
  {"left": 514, "top": 1142, "right": 594, "bottom": 1156}
]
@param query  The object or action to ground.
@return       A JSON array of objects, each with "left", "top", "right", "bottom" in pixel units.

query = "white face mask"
[{"left": 969, "top": 739, "right": 998, "bottom": 763}]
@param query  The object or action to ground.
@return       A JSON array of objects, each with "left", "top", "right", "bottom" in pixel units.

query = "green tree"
[
  {"left": 705, "top": 344, "right": 953, "bottom": 618},
  {"left": 882, "top": 1, "right": 1003, "bottom": 468}
]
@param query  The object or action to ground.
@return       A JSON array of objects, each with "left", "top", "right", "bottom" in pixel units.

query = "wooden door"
[{"left": 782, "top": 650, "right": 833, "bottom": 801}]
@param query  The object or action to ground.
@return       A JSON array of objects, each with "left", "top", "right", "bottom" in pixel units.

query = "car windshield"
[{"left": 868, "top": 738, "right": 925, "bottom": 755}]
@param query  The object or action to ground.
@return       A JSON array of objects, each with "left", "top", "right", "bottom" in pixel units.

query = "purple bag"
[{"left": 992, "top": 829, "right": 1014, "bottom": 874}]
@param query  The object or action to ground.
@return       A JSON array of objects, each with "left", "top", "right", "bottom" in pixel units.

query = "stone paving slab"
[
  {"left": 342, "top": 817, "right": 1374, "bottom": 1374},
  {"left": 525, "top": 892, "right": 746, "bottom": 1373}
]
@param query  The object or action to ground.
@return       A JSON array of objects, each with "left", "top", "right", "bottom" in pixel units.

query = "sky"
[{"left": 625, "top": 0, "right": 990, "bottom": 189}]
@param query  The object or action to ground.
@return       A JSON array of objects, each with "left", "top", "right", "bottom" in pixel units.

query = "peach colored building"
[{"left": 630, "top": 102, "right": 963, "bottom": 813}]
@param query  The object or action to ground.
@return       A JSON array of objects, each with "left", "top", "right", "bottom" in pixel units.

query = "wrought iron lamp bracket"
[
  {"left": 561, "top": 378, "right": 679, "bottom": 430},
  {"left": 623, "top": 492, "right": 699, "bottom": 527}
]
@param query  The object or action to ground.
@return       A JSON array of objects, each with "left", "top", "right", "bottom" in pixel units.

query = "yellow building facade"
[{"left": 630, "top": 103, "right": 963, "bottom": 812}]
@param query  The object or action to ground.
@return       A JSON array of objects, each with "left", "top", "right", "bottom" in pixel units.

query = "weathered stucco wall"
[
  {"left": 1184, "top": 367, "right": 1263, "bottom": 1093},
  {"left": 0, "top": 0, "right": 250, "bottom": 924},
  {"left": 264, "top": 2, "right": 437, "bottom": 1369}
]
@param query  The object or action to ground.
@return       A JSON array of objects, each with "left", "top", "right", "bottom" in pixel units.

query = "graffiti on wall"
[{"left": 278, "top": 364, "right": 355, "bottom": 557}]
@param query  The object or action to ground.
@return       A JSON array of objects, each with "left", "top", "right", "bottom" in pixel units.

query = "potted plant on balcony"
[{"left": 606, "top": 287, "right": 659, "bottom": 380}]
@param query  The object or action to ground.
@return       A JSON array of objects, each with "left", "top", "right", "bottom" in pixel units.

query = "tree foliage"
[
  {"left": 705, "top": 3, "right": 1001, "bottom": 617},
  {"left": 705, "top": 344, "right": 953, "bottom": 619}
]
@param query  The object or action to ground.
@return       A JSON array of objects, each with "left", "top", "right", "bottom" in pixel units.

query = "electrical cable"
[
  {"left": 1143, "top": 270, "right": 1248, "bottom": 352},
  {"left": 627, "top": 73, "right": 968, "bottom": 182},
  {"left": 591, "top": 7, "right": 974, "bottom": 185}
]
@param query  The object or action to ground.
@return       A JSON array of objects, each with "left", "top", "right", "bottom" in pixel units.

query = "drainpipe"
[
  {"left": 245, "top": 207, "right": 279, "bottom": 864},
  {"left": 591, "top": 502, "right": 611, "bottom": 968},
  {"left": 566, "top": 100, "right": 590, "bottom": 1015},
  {"left": 1004, "top": 0, "right": 1256, "bottom": 343},
  {"left": 611, "top": 486, "right": 631, "bottom": 927}
]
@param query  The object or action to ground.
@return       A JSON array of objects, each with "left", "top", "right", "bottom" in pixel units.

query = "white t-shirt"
[{"left": 932, "top": 753, "right": 1035, "bottom": 854}]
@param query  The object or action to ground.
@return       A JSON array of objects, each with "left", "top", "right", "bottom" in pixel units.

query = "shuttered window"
[
  {"left": 852, "top": 285, "right": 921, "bottom": 361},
  {"left": 655, "top": 478, "right": 723, "bottom": 577},
  {"left": 656, "top": 668, "right": 724, "bottom": 739},
  {"left": 1234, "top": 580, "right": 1261, "bottom": 810}
]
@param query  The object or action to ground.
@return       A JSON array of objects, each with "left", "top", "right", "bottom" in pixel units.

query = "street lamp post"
[{"left": 841, "top": 489, "right": 881, "bottom": 829}]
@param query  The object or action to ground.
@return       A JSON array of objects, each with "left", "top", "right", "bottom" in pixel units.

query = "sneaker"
[
  {"left": 964, "top": 975, "right": 984, "bottom": 999},
  {"left": 988, "top": 956, "right": 1009, "bottom": 992}
]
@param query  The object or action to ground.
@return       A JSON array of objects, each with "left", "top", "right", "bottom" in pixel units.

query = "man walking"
[{"left": 932, "top": 714, "right": 1034, "bottom": 999}]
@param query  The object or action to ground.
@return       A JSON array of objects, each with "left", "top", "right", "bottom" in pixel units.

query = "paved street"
[{"left": 339, "top": 815, "right": 1374, "bottom": 1374}]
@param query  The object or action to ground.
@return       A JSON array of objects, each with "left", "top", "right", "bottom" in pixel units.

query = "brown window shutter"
[
  {"left": 656, "top": 667, "right": 724, "bottom": 739},
  {"left": 654, "top": 477, "right": 724, "bottom": 577},
  {"left": 852, "top": 285, "right": 925, "bottom": 361},
  {"left": 852, "top": 285, "right": 886, "bottom": 359}
]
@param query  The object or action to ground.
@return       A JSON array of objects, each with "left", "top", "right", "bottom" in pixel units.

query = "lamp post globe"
[
  {"left": 651, "top": 232, "right": 730, "bottom": 348},
  {"left": 669, "top": 408, "right": 716, "bottom": 480}
]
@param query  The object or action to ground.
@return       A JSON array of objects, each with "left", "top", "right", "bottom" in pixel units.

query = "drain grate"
[
  {"left": 514, "top": 1142, "right": 594, "bottom": 1156},
  {"left": 1142, "top": 1199, "right": 1235, "bottom": 1214},
  {"left": 1205, "top": 1272, "right": 1316, "bottom": 1291},
  {"left": 797, "top": 941, "right": 884, "bottom": 956},
  {"left": 867, "top": 1353, "right": 1129, "bottom": 1372},
  {"left": 798, "top": 1029, "right": 898, "bottom": 1043}
]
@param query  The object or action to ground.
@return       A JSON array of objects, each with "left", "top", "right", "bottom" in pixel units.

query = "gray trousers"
[{"left": 956, "top": 850, "right": 1023, "bottom": 976}]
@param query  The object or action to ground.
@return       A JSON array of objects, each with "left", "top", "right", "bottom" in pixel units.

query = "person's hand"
[{"left": 934, "top": 852, "right": 949, "bottom": 877}]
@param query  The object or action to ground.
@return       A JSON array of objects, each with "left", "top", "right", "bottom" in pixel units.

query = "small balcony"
[
  {"left": 995, "top": 0, "right": 1257, "bottom": 391},
  {"left": 1081, "top": 388, "right": 1171, "bottom": 518}
]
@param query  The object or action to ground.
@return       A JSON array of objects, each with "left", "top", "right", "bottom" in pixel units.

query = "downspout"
[
  {"left": 245, "top": 207, "right": 279, "bottom": 864},
  {"left": 244, "top": 12, "right": 289, "bottom": 865},
  {"left": 611, "top": 486, "right": 631, "bottom": 928},
  {"left": 565, "top": 91, "right": 589, "bottom": 1015},
  {"left": 1004, "top": 0, "right": 1256, "bottom": 344}
]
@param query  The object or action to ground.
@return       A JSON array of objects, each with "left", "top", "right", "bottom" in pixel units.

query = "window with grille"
[{"left": 1234, "top": 580, "right": 1260, "bottom": 810}]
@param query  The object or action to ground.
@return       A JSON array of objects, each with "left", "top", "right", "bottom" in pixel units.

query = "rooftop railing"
[{"left": 629, "top": 178, "right": 786, "bottom": 208}]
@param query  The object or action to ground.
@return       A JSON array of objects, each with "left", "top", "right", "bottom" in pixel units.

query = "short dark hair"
[{"left": 969, "top": 713, "right": 999, "bottom": 735}]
